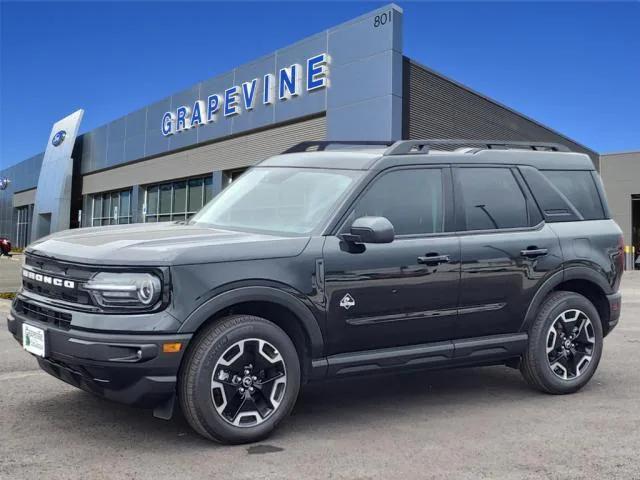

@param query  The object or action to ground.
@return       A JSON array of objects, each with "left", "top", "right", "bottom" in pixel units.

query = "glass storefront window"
[
  {"left": 91, "top": 188, "right": 133, "bottom": 226},
  {"left": 120, "top": 190, "right": 131, "bottom": 218},
  {"left": 145, "top": 175, "right": 213, "bottom": 223},
  {"left": 159, "top": 184, "right": 172, "bottom": 215},
  {"left": 204, "top": 176, "right": 214, "bottom": 204},
  {"left": 147, "top": 186, "right": 158, "bottom": 215},
  {"left": 15, "top": 205, "right": 32, "bottom": 248},
  {"left": 173, "top": 181, "right": 187, "bottom": 215},
  {"left": 188, "top": 178, "right": 203, "bottom": 212}
]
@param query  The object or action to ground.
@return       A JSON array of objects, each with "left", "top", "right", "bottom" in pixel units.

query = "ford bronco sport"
[{"left": 8, "top": 139, "right": 623, "bottom": 444}]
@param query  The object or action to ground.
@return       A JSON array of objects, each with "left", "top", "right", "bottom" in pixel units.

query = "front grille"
[
  {"left": 23, "top": 254, "right": 94, "bottom": 307},
  {"left": 15, "top": 299, "right": 72, "bottom": 330},
  {"left": 22, "top": 279, "right": 90, "bottom": 304}
]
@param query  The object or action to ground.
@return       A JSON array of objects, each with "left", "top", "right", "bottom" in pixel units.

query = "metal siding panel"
[
  {"left": 13, "top": 188, "right": 36, "bottom": 207},
  {"left": 124, "top": 108, "right": 147, "bottom": 163},
  {"left": 81, "top": 116, "right": 326, "bottom": 194},
  {"left": 0, "top": 153, "right": 42, "bottom": 238},
  {"left": 106, "top": 117, "right": 126, "bottom": 167},
  {"left": 405, "top": 61, "right": 599, "bottom": 168}
]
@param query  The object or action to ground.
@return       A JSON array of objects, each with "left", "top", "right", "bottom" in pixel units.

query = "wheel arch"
[
  {"left": 520, "top": 267, "right": 613, "bottom": 335},
  {"left": 178, "top": 286, "right": 325, "bottom": 381}
]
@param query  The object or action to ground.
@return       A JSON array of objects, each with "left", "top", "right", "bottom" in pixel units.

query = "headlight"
[{"left": 84, "top": 272, "right": 162, "bottom": 310}]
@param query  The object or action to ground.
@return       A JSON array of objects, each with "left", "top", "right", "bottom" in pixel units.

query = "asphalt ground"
[
  {"left": 0, "top": 253, "right": 22, "bottom": 293},
  {"left": 1, "top": 271, "right": 639, "bottom": 479}
]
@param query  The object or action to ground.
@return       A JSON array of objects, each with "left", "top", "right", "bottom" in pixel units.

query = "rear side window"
[
  {"left": 541, "top": 170, "right": 605, "bottom": 220},
  {"left": 456, "top": 167, "right": 529, "bottom": 230}
]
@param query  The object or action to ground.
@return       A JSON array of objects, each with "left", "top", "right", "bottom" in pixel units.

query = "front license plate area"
[{"left": 22, "top": 323, "right": 46, "bottom": 357}]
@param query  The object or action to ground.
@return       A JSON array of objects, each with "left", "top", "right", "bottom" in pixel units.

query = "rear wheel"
[
  {"left": 179, "top": 315, "right": 300, "bottom": 444},
  {"left": 520, "top": 291, "right": 603, "bottom": 394}
]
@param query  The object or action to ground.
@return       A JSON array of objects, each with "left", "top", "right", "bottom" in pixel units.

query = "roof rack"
[
  {"left": 384, "top": 139, "right": 572, "bottom": 156},
  {"left": 283, "top": 140, "right": 394, "bottom": 153}
]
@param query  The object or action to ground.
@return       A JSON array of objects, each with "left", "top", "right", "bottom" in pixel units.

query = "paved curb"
[{"left": 0, "top": 299, "right": 12, "bottom": 314}]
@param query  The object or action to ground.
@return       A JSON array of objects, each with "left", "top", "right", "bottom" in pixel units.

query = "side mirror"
[{"left": 342, "top": 216, "right": 395, "bottom": 244}]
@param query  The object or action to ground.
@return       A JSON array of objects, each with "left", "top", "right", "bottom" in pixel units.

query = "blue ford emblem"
[
  {"left": 0, "top": 177, "right": 9, "bottom": 191},
  {"left": 52, "top": 130, "right": 67, "bottom": 147}
]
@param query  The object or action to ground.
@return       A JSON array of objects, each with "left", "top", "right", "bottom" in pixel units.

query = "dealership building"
[
  {"left": 0, "top": 4, "right": 601, "bottom": 249},
  {"left": 600, "top": 152, "right": 640, "bottom": 252}
]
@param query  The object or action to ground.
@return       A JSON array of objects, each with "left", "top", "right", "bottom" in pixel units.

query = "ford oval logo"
[
  {"left": 0, "top": 177, "right": 10, "bottom": 191},
  {"left": 52, "top": 130, "right": 66, "bottom": 147}
]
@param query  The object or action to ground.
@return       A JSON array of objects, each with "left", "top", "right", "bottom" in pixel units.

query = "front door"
[{"left": 323, "top": 166, "right": 461, "bottom": 355}]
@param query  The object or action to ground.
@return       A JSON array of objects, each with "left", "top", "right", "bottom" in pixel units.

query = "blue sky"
[{"left": 1, "top": 1, "right": 638, "bottom": 169}]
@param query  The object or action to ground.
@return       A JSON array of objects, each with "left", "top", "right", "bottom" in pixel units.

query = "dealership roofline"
[
  {"left": 405, "top": 58, "right": 597, "bottom": 156},
  {"left": 601, "top": 150, "right": 640, "bottom": 156}
]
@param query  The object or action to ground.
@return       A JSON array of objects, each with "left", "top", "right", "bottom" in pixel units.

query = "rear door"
[
  {"left": 323, "top": 166, "right": 461, "bottom": 355},
  {"left": 453, "top": 165, "right": 563, "bottom": 339}
]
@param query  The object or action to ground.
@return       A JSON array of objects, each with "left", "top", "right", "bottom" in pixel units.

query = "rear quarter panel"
[{"left": 549, "top": 219, "right": 624, "bottom": 292}]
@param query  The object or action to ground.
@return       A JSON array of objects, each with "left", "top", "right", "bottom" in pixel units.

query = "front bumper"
[{"left": 7, "top": 300, "right": 192, "bottom": 409}]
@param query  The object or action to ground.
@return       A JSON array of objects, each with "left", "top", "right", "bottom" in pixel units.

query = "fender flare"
[
  {"left": 519, "top": 266, "right": 612, "bottom": 332},
  {"left": 178, "top": 285, "right": 324, "bottom": 358}
]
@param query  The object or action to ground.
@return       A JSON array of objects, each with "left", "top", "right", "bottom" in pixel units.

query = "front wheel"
[
  {"left": 520, "top": 291, "right": 603, "bottom": 394},
  {"left": 179, "top": 315, "right": 301, "bottom": 444}
]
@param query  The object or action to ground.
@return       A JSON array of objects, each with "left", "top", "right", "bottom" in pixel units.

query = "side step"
[{"left": 322, "top": 333, "right": 528, "bottom": 377}]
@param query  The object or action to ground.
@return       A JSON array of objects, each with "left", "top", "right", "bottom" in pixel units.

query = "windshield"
[{"left": 190, "top": 167, "right": 362, "bottom": 235}]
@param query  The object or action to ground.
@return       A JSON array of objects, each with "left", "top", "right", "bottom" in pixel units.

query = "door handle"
[
  {"left": 417, "top": 254, "right": 450, "bottom": 265},
  {"left": 520, "top": 247, "right": 548, "bottom": 258}
]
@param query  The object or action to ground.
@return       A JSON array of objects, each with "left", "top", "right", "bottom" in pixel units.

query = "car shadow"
[{"left": 23, "top": 365, "right": 539, "bottom": 449}]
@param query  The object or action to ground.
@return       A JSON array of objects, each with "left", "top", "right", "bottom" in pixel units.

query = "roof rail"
[
  {"left": 384, "top": 139, "right": 572, "bottom": 156},
  {"left": 283, "top": 140, "right": 395, "bottom": 153}
]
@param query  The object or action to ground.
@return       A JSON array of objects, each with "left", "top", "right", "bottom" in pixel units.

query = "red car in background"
[{"left": 0, "top": 237, "right": 12, "bottom": 257}]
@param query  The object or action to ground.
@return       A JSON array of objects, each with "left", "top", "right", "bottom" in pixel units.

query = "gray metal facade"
[
  {"left": 0, "top": 4, "right": 402, "bottom": 241},
  {"left": 600, "top": 151, "right": 640, "bottom": 246},
  {"left": 31, "top": 110, "right": 84, "bottom": 241},
  {"left": 403, "top": 59, "right": 599, "bottom": 168},
  {"left": 0, "top": 153, "right": 42, "bottom": 245},
  {"left": 0, "top": 3, "right": 600, "bottom": 244},
  {"left": 76, "top": 4, "right": 402, "bottom": 178}
]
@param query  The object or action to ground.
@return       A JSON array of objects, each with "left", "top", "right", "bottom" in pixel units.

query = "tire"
[
  {"left": 178, "top": 315, "right": 301, "bottom": 444},
  {"left": 520, "top": 291, "right": 603, "bottom": 394}
]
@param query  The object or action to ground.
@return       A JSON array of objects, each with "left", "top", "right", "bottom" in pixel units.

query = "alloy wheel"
[
  {"left": 211, "top": 338, "right": 287, "bottom": 427},
  {"left": 546, "top": 309, "right": 596, "bottom": 380}
]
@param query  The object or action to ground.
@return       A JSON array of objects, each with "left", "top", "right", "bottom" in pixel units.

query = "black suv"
[{"left": 8, "top": 139, "right": 623, "bottom": 444}]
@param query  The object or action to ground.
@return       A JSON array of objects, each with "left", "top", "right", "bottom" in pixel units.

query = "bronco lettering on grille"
[{"left": 22, "top": 269, "right": 75, "bottom": 289}]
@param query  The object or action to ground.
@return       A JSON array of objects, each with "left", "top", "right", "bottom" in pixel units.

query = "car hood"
[{"left": 26, "top": 222, "right": 311, "bottom": 266}]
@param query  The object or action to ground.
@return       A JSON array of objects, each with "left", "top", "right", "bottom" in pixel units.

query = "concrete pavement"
[{"left": 0, "top": 253, "right": 22, "bottom": 293}]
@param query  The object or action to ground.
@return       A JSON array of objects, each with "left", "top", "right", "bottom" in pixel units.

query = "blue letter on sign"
[
  {"left": 191, "top": 100, "right": 205, "bottom": 127},
  {"left": 279, "top": 64, "right": 301, "bottom": 100},
  {"left": 307, "top": 53, "right": 328, "bottom": 91},
  {"left": 242, "top": 79, "right": 259, "bottom": 111},
  {"left": 263, "top": 74, "right": 275, "bottom": 105},
  {"left": 161, "top": 112, "right": 174, "bottom": 136},
  {"left": 224, "top": 87, "right": 241, "bottom": 116},
  {"left": 176, "top": 106, "right": 190, "bottom": 131},
  {"left": 207, "top": 94, "right": 220, "bottom": 122}
]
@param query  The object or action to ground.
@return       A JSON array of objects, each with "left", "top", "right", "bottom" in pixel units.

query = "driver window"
[{"left": 346, "top": 168, "right": 445, "bottom": 236}]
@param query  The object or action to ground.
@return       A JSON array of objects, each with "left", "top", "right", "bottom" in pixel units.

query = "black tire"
[
  {"left": 520, "top": 291, "right": 603, "bottom": 394},
  {"left": 178, "top": 315, "right": 301, "bottom": 444}
]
